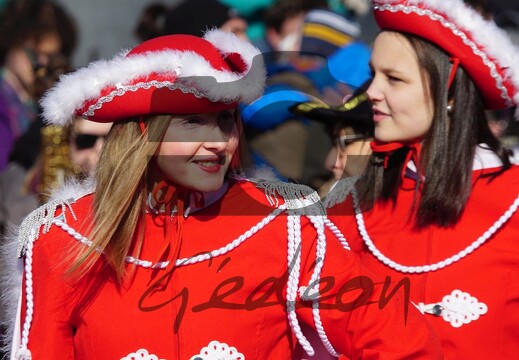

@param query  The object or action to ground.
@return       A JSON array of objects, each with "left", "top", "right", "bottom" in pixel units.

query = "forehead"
[
  {"left": 34, "top": 33, "right": 62, "bottom": 54},
  {"left": 371, "top": 31, "right": 418, "bottom": 69},
  {"left": 73, "top": 118, "right": 112, "bottom": 135}
]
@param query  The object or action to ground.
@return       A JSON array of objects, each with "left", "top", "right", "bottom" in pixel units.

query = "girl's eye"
[
  {"left": 184, "top": 117, "right": 202, "bottom": 125},
  {"left": 387, "top": 75, "right": 401, "bottom": 82}
]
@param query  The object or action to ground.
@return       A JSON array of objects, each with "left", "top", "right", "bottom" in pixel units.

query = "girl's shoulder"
[
  {"left": 16, "top": 178, "right": 96, "bottom": 258},
  {"left": 229, "top": 172, "right": 323, "bottom": 215}
]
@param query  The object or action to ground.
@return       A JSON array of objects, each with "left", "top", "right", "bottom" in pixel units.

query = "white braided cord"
[
  {"left": 306, "top": 215, "right": 340, "bottom": 357},
  {"left": 53, "top": 206, "right": 286, "bottom": 269},
  {"left": 16, "top": 229, "right": 35, "bottom": 360},
  {"left": 285, "top": 215, "right": 314, "bottom": 356},
  {"left": 323, "top": 218, "right": 351, "bottom": 250},
  {"left": 352, "top": 189, "right": 519, "bottom": 273},
  {"left": 174, "top": 206, "right": 286, "bottom": 267}
]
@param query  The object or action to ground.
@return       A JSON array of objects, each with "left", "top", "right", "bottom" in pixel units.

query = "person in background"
[
  {"left": 134, "top": 2, "right": 169, "bottom": 42},
  {"left": 164, "top": 0, "right": 249, "bottom": 40},
  {"left": 259, "top": 0, "right": 311, "bottom": 62},
  {"left": 329, "top": 0, "right": 519, "bottom": 357},
  {"left": 291, "top": 92, "right": 374, "bottom": 198},
  {"left": 242, "top": 5, "right": 371, "bottom": 188},
  {"left": 1, "top": 30, "right": 442, "bottom": 359},
  {"left": 0, "top": 0, "right": 77, "bottom": 171},
  {"left": 68, "top": 118, "right": 112, "bottom": 177}
]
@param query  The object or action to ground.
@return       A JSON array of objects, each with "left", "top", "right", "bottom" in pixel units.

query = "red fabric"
[
  {"left": 370, "top": 141, "right": 422, "bottom": 170},
  {"left": 20, "top": 180, "right": 442, "bottom": 359},
  {"left": 329, "top": 165, "right": 519, "bottom": 358}
]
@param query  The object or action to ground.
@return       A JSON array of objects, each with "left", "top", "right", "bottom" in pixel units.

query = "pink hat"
[
  {"left": 40, "top": 29, "right": 265, "bottom": 125},
  {"left": 370, "top": 0, "right": 519, "bottom": 117}
]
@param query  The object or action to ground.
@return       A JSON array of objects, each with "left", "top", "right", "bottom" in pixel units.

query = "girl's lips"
[
  {"left": 194, "top": 158, "right": 223, "bottom": 173},
  {"left": 372, "top": 109, "right": 388, "bottom": 122}
]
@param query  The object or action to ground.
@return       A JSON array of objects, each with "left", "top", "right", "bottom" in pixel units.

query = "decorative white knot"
[
  {"left": 415, "top": 289, "right": 488, "bottom": 328},
  {"left": 189, "top": 341, "right": 244, "bottom": 360},
  {"left": 120, "top": 348, "right": 163, "bottom": 360},
  {"left": 442, "top": 289, "right": 488, "bottom": 328}
]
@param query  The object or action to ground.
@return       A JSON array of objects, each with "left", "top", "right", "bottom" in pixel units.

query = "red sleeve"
[
  {"left": 20, "top": 233, "right": 75, "bottom": 359},
  {"left": 295, "top": 219, "right": 442, "bottom": 359}
]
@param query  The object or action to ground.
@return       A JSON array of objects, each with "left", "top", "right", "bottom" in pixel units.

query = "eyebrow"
[{"left": 371, "top": 64, "right": 408, "bottom": 77}]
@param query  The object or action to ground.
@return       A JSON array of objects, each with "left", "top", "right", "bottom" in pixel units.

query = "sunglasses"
[
  {"left": 335, "top": 134, "right": 369, "bottom": 150},
  {"left": 73, "top": 134, "right": 107, "bottom": 150}
]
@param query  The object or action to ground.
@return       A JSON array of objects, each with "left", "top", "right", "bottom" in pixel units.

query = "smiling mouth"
[{"left": 194, "top": 157, "right": 225, "bottom": 167}]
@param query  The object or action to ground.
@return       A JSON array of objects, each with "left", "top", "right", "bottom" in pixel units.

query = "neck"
[{"left": 147, "top": 180, "right": 229, "bottom": 215}]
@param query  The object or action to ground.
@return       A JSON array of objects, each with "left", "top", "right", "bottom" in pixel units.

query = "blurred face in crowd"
[
  {"left": 153, "top": 109, "right": 239, "bottom": 193},
  {"left": 221, "top": 17, "right": 249, "bottom": 41},
  {"left": 325, "top": 126, "right": 372, "bottom": 179},
  {"left": 267, "top": 12, "right": 305, "bottom": 52},
  {"left": 69, "top": 118, "right": 112, "bottom": 174},
  {"left": 4, "top": 32, "right": 62, "bottom": 96},
  {"left": 366, "top": 31, "right": 433, "bottom": 143}
]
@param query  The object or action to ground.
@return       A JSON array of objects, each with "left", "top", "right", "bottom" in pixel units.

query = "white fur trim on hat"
[{"left": 40, "top": 30, "right": 265, "bottom": 126}]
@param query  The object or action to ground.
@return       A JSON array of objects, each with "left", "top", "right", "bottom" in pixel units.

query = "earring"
[{"left": 447, "top": 104, "right": 452, "bottom": 112}]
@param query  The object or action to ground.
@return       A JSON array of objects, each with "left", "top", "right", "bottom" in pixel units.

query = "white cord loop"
[{"left": 352, "top": 189, "right": 519, "bottom": 273}]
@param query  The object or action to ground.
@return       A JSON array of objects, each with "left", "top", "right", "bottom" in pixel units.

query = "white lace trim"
[
  {"left": 414, "top": 289, "right": 488, "bottom": 328},
  {"left": 121, "top": 348, "right": 164, "bottom": 360},
  {"left": 373, "top": 3, "right": 512, "bottom": 107},
  {"left": 189, "top": 341, "right": 244, "bottom": 360},
  {"left": 352, "top": 189, "right": 519, "bottom": 273}
]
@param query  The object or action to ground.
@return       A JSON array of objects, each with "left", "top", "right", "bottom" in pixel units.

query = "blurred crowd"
[{"left": 0, "top": 0, "right": 517, "bottom": 357}]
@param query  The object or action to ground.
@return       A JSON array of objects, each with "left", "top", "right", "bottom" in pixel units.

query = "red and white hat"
[
  {"left": 370, "top": 0, "right": 519, "bottom": 117},
  {"left": 40, "top": 29, "right": 266, "bottom": 125}
]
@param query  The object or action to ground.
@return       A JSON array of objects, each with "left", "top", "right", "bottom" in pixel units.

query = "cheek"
[
  {"left": 226, "top": 130, "right": 240, "bottom": 155},
  {"left": 345, "top": 142, "right": 365, "bottom": 156},
  {"left": 157, "top": 141, "right": 197, "bottom": 157}
]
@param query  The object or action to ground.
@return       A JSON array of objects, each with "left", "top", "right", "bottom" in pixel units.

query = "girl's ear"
[{"left": 447, "top": 99, "right": 454, "bottom": 114}]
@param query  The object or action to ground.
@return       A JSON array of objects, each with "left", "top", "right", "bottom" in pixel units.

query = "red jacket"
[
  {"left": 16, "top": 179, "right": 441, "bottom": 359},
  {"left": 329, "top": 165, "right": 519, "bottom": 359}
]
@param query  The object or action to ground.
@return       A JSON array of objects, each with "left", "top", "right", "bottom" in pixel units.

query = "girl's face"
[
  {"left": 325, "top": 127, "right": 372, "bottom": 179},
  {"left": 5, "top": 33, "right": 61, "bottom": 93},
  {"left": 154, "top": 109, "right": 239, "bottom": 192},
  {"left": 366, "top": 32, "right": 434, "bottom": 143}
]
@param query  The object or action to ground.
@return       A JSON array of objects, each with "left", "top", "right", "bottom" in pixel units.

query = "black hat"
[
  {"left": 290, "top": 92, "right": 374, "bottom": 128},
  {"left": 164, "top": 0, "right": 237, "bottom": 37}
]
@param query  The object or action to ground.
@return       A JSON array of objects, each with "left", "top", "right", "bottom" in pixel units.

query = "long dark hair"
[{"left": 358, "top": 31, "right": 511, "bottom": 229}]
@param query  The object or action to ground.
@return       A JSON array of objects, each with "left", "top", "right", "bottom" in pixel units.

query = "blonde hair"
[{"left": 69, "top": 115, "right": 171, "bottom": 280}]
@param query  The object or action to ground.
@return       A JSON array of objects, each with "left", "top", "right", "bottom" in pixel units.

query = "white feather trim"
[
  {"left": 47, "top": 176, "right": 96, "bottom": 203},
  {"left": 203, "top": 29, "right": 266, "bottom": 106},
  {"left": 0, "top": 177, "right": 95, "bottom": 357},
  {"left": 0, "top": 224, "right": 23, "bottom": 357},
  {"left": 371, "top": 0, "right": 519, "bottom": 115},
  {"left": 242, "top": 165, "right": 280, "bottom": 182},
  {"left": 41, "top": 30, "right": 265, "bottom": 126}
]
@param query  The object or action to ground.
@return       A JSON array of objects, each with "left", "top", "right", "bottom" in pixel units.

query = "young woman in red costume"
[
  {"left": 328, "top": 0, "right": 519, "bottom": 358},
  {"left": 0, "top": 30, "right": 441, "bottom": 359}
]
